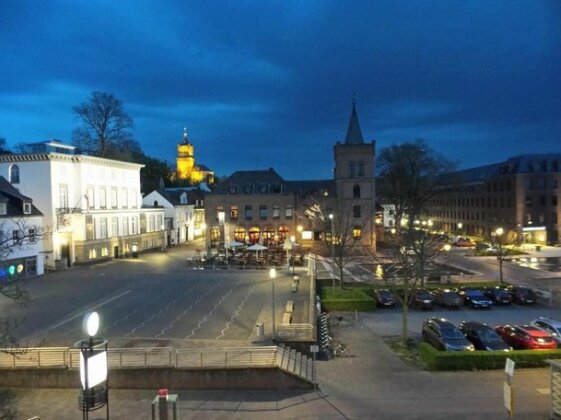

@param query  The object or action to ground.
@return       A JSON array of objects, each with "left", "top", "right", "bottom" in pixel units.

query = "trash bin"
[{"left": 256, "top": 322, "right": 264, "bottom": 337}]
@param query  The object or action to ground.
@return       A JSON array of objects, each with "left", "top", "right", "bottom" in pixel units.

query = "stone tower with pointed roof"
[
  {"left": 334, "top": 101, "right": 376, "bottom": 249},
  {"left": 176, "top": 128, "right": 215, "bottom": 185}
]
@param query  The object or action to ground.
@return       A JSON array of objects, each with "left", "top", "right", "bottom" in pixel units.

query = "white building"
[
  {"left": 0, "top": 141, "right": 165, "bottom": 268},
  {"left": 0, "top": 176, "right": 44, "bottom": 279},
  {"left": 143, "top": 188, "right": 206, "bottom": 245}
]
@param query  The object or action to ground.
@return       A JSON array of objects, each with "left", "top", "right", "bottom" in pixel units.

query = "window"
[
  {"left": 553, "top": 196, "right": 558, "bottom": 207},
  {"left": 0, "top": 202, "right": 6, "bottom": 215},
  {"left": 122, "top": 188, "right": 128, "bottom": 208},
  {"left": 122, "top": 216, "right": 129, "bottom": 236},
  {"left": 112, "top": 217, "right": 119, "bottom": 237},
  {"left": 353, "top": 226, "right": 362, "bottom": 240},
  {"left": 271, "top": 184, "right": 282, "bottom": 194},
  {"left": 85, "top": 215, "right": 95, "bottom": 240},
  {"left": 285, "top": 205, "right": 293, "bottom": 219},
  {"left": 353, "top": 185, "right": 361, "bottom": 199},
  {"left": 357, "top": 161, "right": 365, "bottom": 177},
  {"left": 353, "top": 205, "right": 361, "bottom": 218},
  {"left": 230, "top": 205, "right": 238, "bottom": 221},
  {"left": 234, "top": 227, "right": 246, "bottom": 242},
  {"left": 149, "top": 215, "right": 155, "bottom": 232},
  {"left": 28, "top": 228, "right": 37, "bottom": 243},
  {"left": 59, "top": 185, "right": 69, "bottom": 210},
  {"left": 111, "top": 188, "right": 118, "bottom": 209},
  {"left": 525, "top": 196, "right": 532, "bottom": 206},
  {"left": 23, "top": 202, "right": 31, "bottom": 214},
  {"left": 180, "top": 192, "right": 188, "bottom": 204},
  {"left": 99, "top": 188, "right": 107, "bottom": 209},
  {"left": 272, "top": 205, "right": 280, "bottom": 219},
  {"left": 210, "top": 227, "right": 220, "bottom": 241},
  {"left": 86, "top": 187, "right": 95, "bottom": 209},
  {"left": 229, "top": 185, "right": 239, "bottom": 194},
  {"left": 259, "top": 184, "right": 269, "bottom": 194},
  {"left": 348, "top": 161, "right": 356, "bottom": 178},
  {"left": 12, "top": 229, "right": 23, "bottom": 244},
  {"left": 99, "top": 217, "right": 108, "bottom": 239},
  {"left": 244, "top": 184, "right": 253, "bottom": 194},
  {"left": 130, "top": 189, "right": 137, "bottom": 208},
  {"left": 259, "top": 205, "right": 268, "bottom": 220},
  {"left": 131, "top": 217, "right": 137, "bottom": 234},
  {"left": 245, "top": 205, "right": 253, "bottom": 220},
  {"left": 9, "top": 165, "right": 19, "bottom": 184}
]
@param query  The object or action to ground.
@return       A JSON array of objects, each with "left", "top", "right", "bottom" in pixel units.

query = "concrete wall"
[{"left": 0, "top": 367, "right": 313, "bottom": 390}]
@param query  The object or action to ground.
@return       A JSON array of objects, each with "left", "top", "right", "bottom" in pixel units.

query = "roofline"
[{"left": 0, "top": 153, "right": 145, "bottom": 169}]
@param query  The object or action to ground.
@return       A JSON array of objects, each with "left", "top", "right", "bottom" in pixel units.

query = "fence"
[{"left": 0, "top": 345, "right": 314, "bottom": 383}]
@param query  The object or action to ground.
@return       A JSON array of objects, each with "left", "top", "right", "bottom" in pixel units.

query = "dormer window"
[
  {"left": 229, "top": 185, "right": 238, "bottom": 194},
  {"left": 9, "top": 164, "right": 20, "bottom": 184},
  {"left": 180, "top": 192, "right": 188, "bottom": 204},
  {"left": 244, "top": 184, "right": 253, "bottom": 194},
  {"left": 0, "top": 202, "right": 6, "bottom": 215},
  {"left": 259, "top": 184, "right": 269, "bottom": 194},
  {"left": 23, "top": 202, "right": 31, "bottom": 214}
]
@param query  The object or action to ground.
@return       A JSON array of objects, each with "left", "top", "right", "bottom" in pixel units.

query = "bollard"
[{"left": 158, "top": 388, "right": 169, "bottom": 420}]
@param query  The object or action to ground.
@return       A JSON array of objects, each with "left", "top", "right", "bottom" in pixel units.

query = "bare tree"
[{"left": 72, "top": 91, "right": 134, "bottom": 158}]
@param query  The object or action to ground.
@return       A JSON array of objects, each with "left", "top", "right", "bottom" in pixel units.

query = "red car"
[{"left": 495, "top": 325, "right": 557, "bottom": 350}]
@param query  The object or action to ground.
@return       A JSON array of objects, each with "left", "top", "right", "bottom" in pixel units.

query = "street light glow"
[
  {"left": 496, "top": 227, "right": 504, "bottom": 236},
  {"left": 269, "top": 268, "right": 276, "bottom": 279}
]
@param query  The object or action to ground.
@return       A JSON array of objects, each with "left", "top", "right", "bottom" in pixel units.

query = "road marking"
[
  {"left": 216, "top": 283, "right": 256, "bottom": 340},
  {"left": 43, "top": 290, "right": 132, "bottom": 332}
]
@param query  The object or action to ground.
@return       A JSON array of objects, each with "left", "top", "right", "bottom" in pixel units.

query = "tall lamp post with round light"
[
  {"left": 290, "top": 235, "right": 296, "bottom": 275},
  {"left": 494, "top": 227, "right": 505, "bottom": 285},
  {"left": 75, "top": 311, "right": 109, "bottom": 420},
  {"left": 270, "top": 268, "right": 277, "bottom": 341}
]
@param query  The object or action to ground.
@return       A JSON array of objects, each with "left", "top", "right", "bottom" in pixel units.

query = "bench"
[
  {"left": 291, "top": 281, "right": 298, "bottom": 293},
  {"left": 282, "top": 312, "right": 292, "bottom": 325},
  {"left": 285, "top": 300, "right": 294, "bottom": 313}
]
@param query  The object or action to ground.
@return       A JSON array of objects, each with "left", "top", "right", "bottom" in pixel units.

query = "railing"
[
  {"left": 277, "top": 324, "right": 314, "bottom": 341},
  {"left": 0, "top": 345, "right": 314, "bottom": 383}
]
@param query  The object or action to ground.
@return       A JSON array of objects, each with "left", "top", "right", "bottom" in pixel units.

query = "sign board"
[
  {"left": 80, "top": 350, "right": 108, "bottom": 389},
  {"left": 310, "top": 345, "right": 319, "bottom": 353},
  {"left": 505, "top": 358, "right": 515, "bottom": 376}
]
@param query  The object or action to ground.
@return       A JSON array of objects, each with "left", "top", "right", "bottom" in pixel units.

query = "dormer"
[
  {"left": 0, "top": 198, "right": 7, "bottom": 216},
  {"left": 180, "top": 192, "right": 188, "bottom": 204}
]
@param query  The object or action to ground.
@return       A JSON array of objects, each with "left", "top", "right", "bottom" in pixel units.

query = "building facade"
[
  {"left": 0, "top": 176, "right": 44, "bottom": 280},
  {"left": 143, "top": 188, "right": 206, "bottom": 245},
  {"left": 0, "top": 142, "right": 166, "bottom": 268},
  {"left": 204, "top": 103, "right": 376, "bottom": 252},
  {"left": 426, "top": 154, "right": 561, "bottom": 245}
]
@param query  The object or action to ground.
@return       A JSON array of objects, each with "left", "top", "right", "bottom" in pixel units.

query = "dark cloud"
[{"left": 1, "top": 0, "right": 560, "bottom": 179}]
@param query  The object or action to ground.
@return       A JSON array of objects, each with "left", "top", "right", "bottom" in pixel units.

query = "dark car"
[
  {"left": 433, "top": 289, "right": 463, "bottom": 308},
  {"left": 457, "top": 288, "right": 493, "bottom": 309},
  {"left": 411, "top": 289, "right": 435, "bottom": 310},
  {"left": 374, "top": 289, "right": 397, "bottom": 308},
  {"left": 507, "top": 286, "right": 537, "bottom": 305},
  {"left": 495, "top": 324, "right": 557, "bottom": 350},
  {"left": 482, "top": 287, "right": 513, "bottom": 305},
  {"left": 531, "top": 317, "right": 561, "bottom": 346},
  {"left": 458, "top": 321, "right": 512, "bottom": 351},
  {"left": 422, "top": 318, "right": 475, "bottom": 351}
]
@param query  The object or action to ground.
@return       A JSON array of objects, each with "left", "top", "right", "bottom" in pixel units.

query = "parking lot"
[{"left": 367, "top": 301, "right": 561, "bottom": 339}]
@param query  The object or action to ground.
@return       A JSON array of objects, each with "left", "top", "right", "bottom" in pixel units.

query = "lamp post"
[
  {"left": 270, "top": 268, "right": 276, "bottom": 341},
  {"left": 458, "top": 222, "right": 463, "bottom": 237},
  {"left": 290, "top": 235, "right": 296, "bottom": 275},
  {"left": 495, "top": 227, "right": 505, "bottom": 285},
  {"left": 218, "top": 211, "right": 225, "bottom": 254},
  {"left": 161, "top": 224, "right": 166, "bottom": 252},
  {"left": 328, "top": 213, "right": 335, "bottom": 289}
]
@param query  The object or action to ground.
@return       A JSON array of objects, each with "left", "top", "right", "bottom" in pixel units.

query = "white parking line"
[{"left": 43, "top": 290, "right": 132, "bottom": 333}]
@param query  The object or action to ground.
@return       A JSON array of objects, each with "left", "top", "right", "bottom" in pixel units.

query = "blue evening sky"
[{"left": 1, "top": 1, "right": 560, "bottom": 179}]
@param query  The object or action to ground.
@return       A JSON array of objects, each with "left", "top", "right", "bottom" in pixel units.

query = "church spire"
[
  {"left": 344, "top": 97, "right": 364, "bottom": 144},
  {"left": 182, "top": 127, "right": 190, "bottom": 144}
]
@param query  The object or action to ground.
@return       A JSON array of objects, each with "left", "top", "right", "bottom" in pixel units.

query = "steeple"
[
  {"left": 182, "top": 127, "right": 190, "bottom": 144},
  {"left": 344, "top": 98, "right": 364, "bottom": 144}
]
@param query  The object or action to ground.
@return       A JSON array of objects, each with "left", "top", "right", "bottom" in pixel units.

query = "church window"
[
  {"left": 357, "top": 161, "right": 365, "bottom": 177},
  {"left": 348, "top": 162, "right": 356, "bottom": 178},
  {"left": 353, "top": 185, "right": 361, "bottom": 199}
]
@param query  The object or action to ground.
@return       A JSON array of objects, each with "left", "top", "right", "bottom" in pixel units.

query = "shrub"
[
  {"left": 419, "top": 342, "right": 561, "bottom": 371},
  {"left": 321, "top": 287, "right": 376, "bottom": 312}
]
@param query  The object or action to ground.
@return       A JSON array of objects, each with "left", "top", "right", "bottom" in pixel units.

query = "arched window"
[
  {"left": 353, "top": 185, "right": 361, "bottom": 199},
  {"left": 153, "top": 200, "right": 159, "bottom": 207},
  {"left": 278, "top": 226, "right": 289, "bottom": 242},
  {"left": 248, "top": 227, "right": 260, "bottom": 244},
  {"left": 9, "top": 165, "right": 20, "bottom": 184},
  {"left": 263, "top": 226, "right": 275, "bottom": 246},
  {"left": 234, "top": 227, "right": 246, "bottom": 242}
]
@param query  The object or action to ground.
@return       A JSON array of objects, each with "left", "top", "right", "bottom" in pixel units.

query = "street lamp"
[
  {"left": 328, "top": 213, "right": 335, "bottom": 289},
  {"left": 218, "top": 211, "right": 225, "bottom": 251},
  {"left": 269, "top": 268, "right": 276, "bottom": 341},
  {"left": 290, "top": 235, "right": 296, "bottom": 275},
  {"left": 161, "top": 224, "right": 166, "bottom": 252},
  {"left": 495, "top": 227, "right": 505, "bottom": 285}
]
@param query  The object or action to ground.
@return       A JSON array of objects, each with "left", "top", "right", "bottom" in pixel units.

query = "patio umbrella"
[
  {"left": 247, "top": 243, "right": 268, "bottom": 259},
  {"left": 229, "top": 240, "right": 244, "bottom": 257}
]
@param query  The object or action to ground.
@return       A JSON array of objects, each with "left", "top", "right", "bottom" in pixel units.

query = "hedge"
[
  {"left": 419, "top": 342, "right": 561, "bottom": 371},
  {"left": 321, "top": 288, "right": 376, "bottom": 312}
]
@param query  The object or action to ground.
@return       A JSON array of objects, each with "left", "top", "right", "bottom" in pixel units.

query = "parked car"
[
  {"left": 458, "top": 321, "right": 512, "bottom": 351},
  {"left": 495, "top": 324, "right": 557, "bottom": 350},
  {"left": 531, "top": 317, "right": 561, "bottom": 346},
  {"left": 433, "top": 289, "right": 463, "bottom": 308},
  {"left": 507, "top": 286, "right": 537, "bottom": 304},
  {"left": 374, "top": 289, "right": 397, "bottom": 308},
  {"left": 475, "top": 242, "right": 493, "bottom": 251},
  {"left": 411, "top": 289, "right": 435, "bottom": 310},
  {"left": 482, "top": 287, "right": 513, "bottom": 305},
  {"left": 457, "top": 287, "right": 494, "bottom": 309},
  {"left": 454, "top": 238, "right": 474, "bottom": 247},
  {"left": 422, "top": 318, "right": 475, "bottom": 351}
]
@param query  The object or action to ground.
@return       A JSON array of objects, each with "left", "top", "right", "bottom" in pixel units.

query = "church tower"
[
  {"left": 334, "top": 100, "right": 376, "bottom": 250},
  {"left": 177, "top": 128, "right": 195, "bottom": 181}
]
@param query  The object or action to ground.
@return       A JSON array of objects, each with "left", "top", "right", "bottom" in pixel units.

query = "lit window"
[
  {"left": 285, "top": 205, "right": 293, "bottom": 219},
  {"left": 230, "top": 206, "right": 238, "bottom": 221},
  {"left": 353, "top": 226, "right": 362, "bottom": 240}
]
